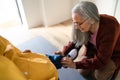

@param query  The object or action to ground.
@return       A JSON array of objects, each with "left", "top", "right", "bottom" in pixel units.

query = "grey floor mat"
[
  {"left": 17, "top": 36, "right": 85, "bottom": 80},
  {"left": 17, "top": 36, "right": 58, "bottom": 54}
]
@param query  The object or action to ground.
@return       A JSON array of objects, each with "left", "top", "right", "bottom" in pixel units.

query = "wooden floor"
[
  {"left": 29, "top": 20, "right": 73, "bottom": 50},
  {"left": 0, "top": 20, "right": 72, "bottom": 50}
]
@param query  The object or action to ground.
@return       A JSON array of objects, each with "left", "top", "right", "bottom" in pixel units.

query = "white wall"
[
  {"left": 94, "top": 0, "right": 120, "bottom": 22},
  {"left": 20, "top": 0, "right": 119, "bottom": 28},
  {"left": 94, "top": 0, "right": 116, "bottom": 16},
  {"left": 115, "top": 0, "right": 120, "bottom": 22},
  {"left": 21, "top": 0, "right": 43, "bottom": 28},
  {"left": 21, "top": 0, "right": 73, "bottom": 28},
  {"left": 41, "top": 0, "right": 71, "bottom": 27}
]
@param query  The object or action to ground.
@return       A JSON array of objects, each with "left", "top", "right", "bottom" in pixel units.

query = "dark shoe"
[{"left": 46, "top": 54, "right": 63, "bottom": 69}]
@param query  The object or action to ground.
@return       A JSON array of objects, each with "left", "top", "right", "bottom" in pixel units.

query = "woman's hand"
[
  {"left": 54, "top": 50, "right": 64, "bottom": 56},
  {"left": 61, "top": 56, "right": 76, "bottom": 68}
]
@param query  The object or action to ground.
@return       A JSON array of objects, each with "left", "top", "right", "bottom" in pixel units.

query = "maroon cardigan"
[
  {"left": 75, "top": 14, "right": 120, "bottom": 69},
  {"left": 62, "top": 14, "right": 120, "bottom": 70}
]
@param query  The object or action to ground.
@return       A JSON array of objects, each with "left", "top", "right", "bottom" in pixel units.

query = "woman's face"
[{"left": 72, "top": 13, "right": 92, "bottom": 32}]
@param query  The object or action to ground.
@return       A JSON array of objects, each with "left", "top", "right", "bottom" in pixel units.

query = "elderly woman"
[{"left": 59, "top": 1, "right": 120, "bottom": 80}]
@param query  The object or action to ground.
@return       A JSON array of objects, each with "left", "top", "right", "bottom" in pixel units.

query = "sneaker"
[
  {"left": 67, "top": 49, "right": 78, "bottom": 60},
  {"left": 74, "top": 45, "right": 87, "bottom": 62}
]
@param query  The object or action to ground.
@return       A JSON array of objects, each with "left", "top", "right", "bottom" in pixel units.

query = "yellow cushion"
[
  {"left": 0, "top": 36, "right": 22, "bottom": 60},
  {"left": 0, "top": 56, "right": 26, "bottom": 80},
  {"left": 14, "top": 53, "right": 58, "bottom": 80},
  {"left": 0, "top": 36, "right": 58, "bottom": 80}
]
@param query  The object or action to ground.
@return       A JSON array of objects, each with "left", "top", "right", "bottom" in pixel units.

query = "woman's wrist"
[{"left": 71, "top": 62, "right": 76, "bottom": 69}]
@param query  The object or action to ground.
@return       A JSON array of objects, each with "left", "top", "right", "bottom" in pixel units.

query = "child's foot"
[
  {"left": 46, "top": 54, "right": 63, "bottom": 69},
  {"left": 54, "top": 50, "right": 64, "bottom": 56}
]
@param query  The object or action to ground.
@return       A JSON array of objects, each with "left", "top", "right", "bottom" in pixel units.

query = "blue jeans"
[{"left": 46, "top": 54, "right": 63, "bottom": 69}]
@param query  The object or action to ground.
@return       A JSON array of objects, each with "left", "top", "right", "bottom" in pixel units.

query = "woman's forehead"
[{"left": 72, "top": 13, "right": 85, "bottom": 21}]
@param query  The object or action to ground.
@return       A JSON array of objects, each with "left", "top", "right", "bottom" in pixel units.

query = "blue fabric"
[
  {"left": 17, "top": 36, "right": 58, "bottom": 54},
  {"left": 46, "top": 54, "right": 63, "bottom": 69}
]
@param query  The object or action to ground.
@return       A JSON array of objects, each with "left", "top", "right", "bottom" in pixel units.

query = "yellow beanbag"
[
  {"left": 0, "top": 36, "right": 58, "bottom": 80},
  {"left": 0, "top": 56, "right": 26, "bottom": 80},
  {"left": 14, "top": 53, "right": 58, "bottom": 80}
]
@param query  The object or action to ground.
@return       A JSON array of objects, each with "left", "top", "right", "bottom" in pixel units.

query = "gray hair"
[
  {"left": 71, "top": 1, "right": 100, "bottom": 47},
  {"left": 72, "top": 25, "right": 89, "bottom": 48},
  {"left": 72, "top": 1, "right": 100, "bottom": 21}
]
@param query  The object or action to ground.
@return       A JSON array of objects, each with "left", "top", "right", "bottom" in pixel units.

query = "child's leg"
[{"left": 46, "top": 54, "right": 63, "bottom": 69}]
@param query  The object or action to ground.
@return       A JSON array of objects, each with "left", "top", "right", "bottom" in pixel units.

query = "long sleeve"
[{"left": 62, "top": 41, "right": 76, "bottom": 56}]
